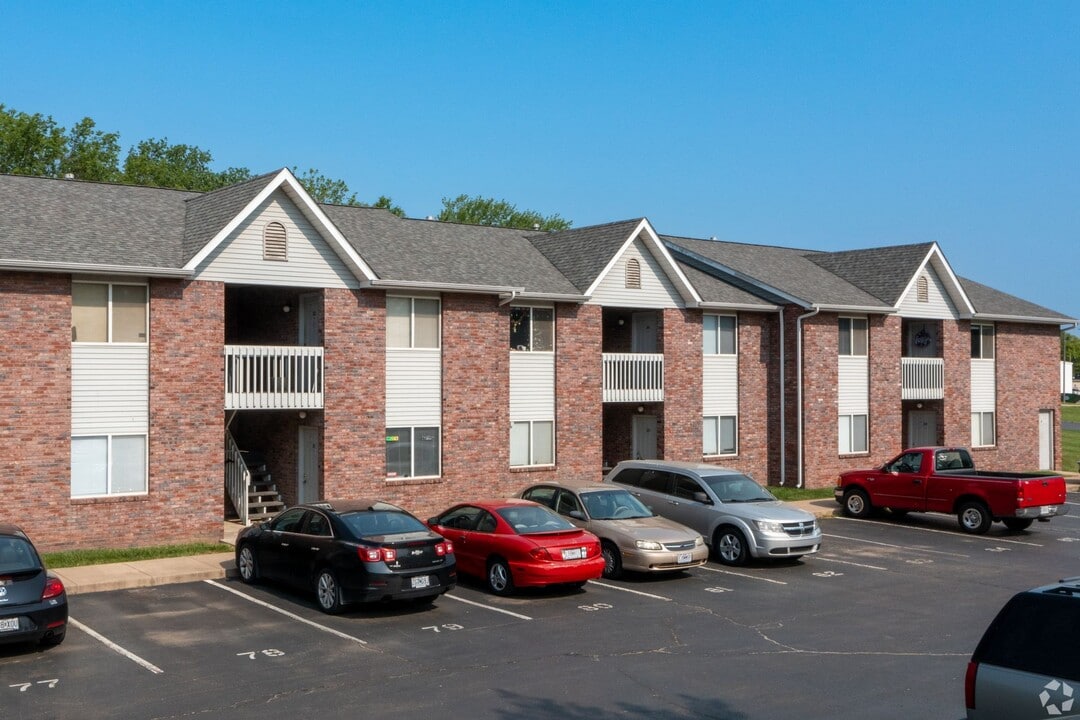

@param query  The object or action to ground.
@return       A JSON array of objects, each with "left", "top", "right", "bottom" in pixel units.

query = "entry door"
[
  {"left": 297, "top": 426, "right": 321, "bottom": 504},
  {"left": 632, "top": 312, "right": 658, "bottom": 353},
  {"left": 1038, "top": 410, "right": 1054, "bottom": 470},
  {"left": 299, "top": 292, "right": 322, "bottom": 346},
  {"left": 908, "top": 410, "right": 937, "bottom": 448},
  {"left": 632, "top": 415, "right": 657, "bottom": 460}
]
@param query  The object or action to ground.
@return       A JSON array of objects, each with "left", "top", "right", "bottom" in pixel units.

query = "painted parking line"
[
  {"left": 587, "top": 580, "right": 672, "bottom": 601},
  {"left": 68, "top": 618, "right": 164, "bottom": 674},
  {"left": 831, "top": 517, "right": 1043, "bottom": 547},
  {"left": 204, "top": 580, "right": 369, "bottom": 645},
  {"left": 696, "top": 565, "right": 787, "bottom": 585},
  {"left": 814, "top": 555, "right": 887, "bottom": 571},
  {"left": 824, "top": 533, "right": 970, "bottom": 558},
  {"left": 441, "top": 593, "right": 533, "bottom": 620}
]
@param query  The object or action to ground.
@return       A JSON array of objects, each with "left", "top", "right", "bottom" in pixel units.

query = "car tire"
[
  {"left": 714, "top": 527, "right": 749, "bottom": 566},
  {"left": 958, "top": 501, "right": 993, "bottom": 535},
  {"left": 315, "top": 569, "right": 343, "bottom": 614},
  {"left": 601, "top": 542, "right": 623, "bottom": 579},
  {"left": 486, "top": 558, "right": 514, "bottom": 596},
  {"left": 843, "top": 488, "right": 873, "bottom": 519},
  {"left": 40, "top": 629, "right": 65, "bottom": 647},
  {"left": 237, "top": 545, "right": 259, "bottom": 584},
  {"left": 1002, "top": 518, "right": 1034, "bottom": 532}
]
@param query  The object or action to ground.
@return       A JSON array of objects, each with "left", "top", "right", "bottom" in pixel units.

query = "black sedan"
[
  {"left": 235, "top": 500, "right": 456, "bottom": 613},
  {"left": 0, "top": 524, "right": 67, "bottom": 647}
]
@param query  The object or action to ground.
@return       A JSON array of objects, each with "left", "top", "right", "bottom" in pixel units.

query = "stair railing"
[{"left": 225, "top": 430, "right": 251, "bottom": 526}]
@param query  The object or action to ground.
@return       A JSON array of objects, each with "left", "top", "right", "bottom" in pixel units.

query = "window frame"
[
  {"left": 703, "top": 415, "right": 738, "bottom": 456},
  {"left": 971, "top": 411, "right": 996, "bottom": 447},
  {"left": 838, "top": 317, "right": 868, "bottom": 357},
  {"left": 385, "top": 426, "right": 441, "bottom": 479},
  {"left": 510, "top": 419, "right": 555, "bottom": 468},
  {"left": 971, "top": 323, "right": 995, "bottom": 360},
  {"left": 838, "top": 413, "right": 869, "bottom": 455},
  {"left": 386, "top": 295, "right": 441, "bottom": 349},
  {"left": 72, "top": 280, "right": 148, "bottom": 344},
  {"left": 703, "top": 314, "right": 737, "bottom": 356},
  {"left": 70, "top": 433, "right": 148, "bottom": 498},
  {"left": 509, "top": 305, "right": 555, "bottom": 352}
]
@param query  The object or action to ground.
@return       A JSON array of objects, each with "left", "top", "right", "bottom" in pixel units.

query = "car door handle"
[
  {"left": 668, "top": 500, "right": 680, "bottom": 505},
  {"left": 912, "top": 479, "right": 922, "bottom": 485},
  {"left": 279, "top": 542, "right": 289, "bottom": 548}
]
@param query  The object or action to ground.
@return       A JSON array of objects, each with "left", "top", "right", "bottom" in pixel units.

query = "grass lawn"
[
  {"left": 1063, "top": 404, "right": 1080, "bottom": 423},
  {"left": 1064, "top": 405, "right": 1080, "bottom": 475},
  {"left": 43, "top": 542, "right": 230, "bottom": 569},
  {"left": 769, "top": 486, "right": 835, "bottom": 501}
]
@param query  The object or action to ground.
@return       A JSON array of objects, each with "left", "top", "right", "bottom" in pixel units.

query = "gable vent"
[
  {"left": 263, "top": 222, "right": 288, "bottom": 262},
  {"left": 916, "top": 274, "right": 929, "bottom": 303},
  {"left": 625, "top": 258, "right": 642, "bottom": 289}
]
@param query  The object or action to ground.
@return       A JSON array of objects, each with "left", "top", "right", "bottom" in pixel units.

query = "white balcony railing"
[
  {"left": 603, "top": 352, "right": 664, "bottom": 403},
  {"left": 902, "top": 357, "right": 944, "bottom": 400},
  {"left": 225, "top": 345, "right": 324, "bottom": 410}
]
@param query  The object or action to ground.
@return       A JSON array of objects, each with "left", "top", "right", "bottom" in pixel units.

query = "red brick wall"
[
  {"left": 661, "top": 308, "right": 702, "bottom": 460},
  {"left": 941, "top": 320, "right": 972, "bottom": 446},
  {"left": 720, "top": 311, "right": 775, "bottom": 482}
]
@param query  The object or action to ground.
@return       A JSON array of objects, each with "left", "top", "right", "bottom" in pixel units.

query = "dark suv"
[
  {"left": 235, "top": 499, "right": 456, "bottom": 613},
  {"left": 966, "top": 579, "right": 1080, "bottom": 719}
]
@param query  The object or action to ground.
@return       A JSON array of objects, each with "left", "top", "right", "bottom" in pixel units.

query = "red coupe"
[{"left": 428, "top": 499, "right": 605, "bottom": 595}]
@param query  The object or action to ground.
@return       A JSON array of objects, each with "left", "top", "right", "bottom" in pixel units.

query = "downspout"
[
  {"left": 778, "top": 307, "right": 786, "bottom": 485},
  {"left": 498, "top": 290, "right": 520, "bottom": 306},
  {"left": 796, "top": 306, "right": 821, "bottom": 488}
]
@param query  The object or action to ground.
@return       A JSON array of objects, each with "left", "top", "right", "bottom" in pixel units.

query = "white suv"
[{"left": 602, "top": 460, "right": 821, "bottom": 566}]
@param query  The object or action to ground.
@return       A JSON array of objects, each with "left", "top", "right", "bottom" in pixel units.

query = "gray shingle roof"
[
  {"left": 805, "top": 243, "right": 935, "bottom": 305},
  {"left": 528, "top": 220, "right": 645, "bottom": 293},
  {"left": 182, "top": 171, "right": 280, "bottom": 263},
  {"left": 960, "top": 276, "right": 1074, "bottom": 322}
]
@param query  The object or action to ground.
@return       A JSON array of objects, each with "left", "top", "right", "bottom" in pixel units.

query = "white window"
[
  {"left": 839, "top": 414, "right": 868, "bottom": 454},
  {"left": 971, "top": 411, "right": 996, "bottom": 447},
  {"left": 509, "top": 306, "right": 554, "bottom": 352},
  {"left": 510, "top": 420, "right": 554, "bottom": 467},
  {"left": 72, "top": 282, "right": 148, "bottom": 343},
  {"left": 839, "top": 317, "right": 868, "bottom": 356},
  {"left": 387, "top": 296, "right": 440, "bottom": 349},
  {"left": 971, "top": 324, "right": 995, "bottom": 359},
  {"left": 703, "top": 315, "right": 737, "bottom": 355},
  {"left": 386, "top": 427, "right": 440, "bottom": 478},
  {"left": 71, "top": 434, "right": 147, "bottom": 497},
  {"left": 703, "top": 415, "right": 737, "bottom": 455}
]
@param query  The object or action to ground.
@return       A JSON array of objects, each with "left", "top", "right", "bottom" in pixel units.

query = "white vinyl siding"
[
  {"left": 510, "top": 353, "right": 555, "bottom": 420},
  {"left": 589, "top": 239, "right": 682, "bottom": 308},
  {"left": 385, "top": 348, "right": 441, "bottom": 427},
  {"left": 703, "top": 355, "right": 738, "bottom": 417},
  {"left": 897, "top": 266, "right": 959, "bottom": 319},
  {"left": 72, "top": 345, "right": 149, "bottom": 435},
  {"left": 839, "top": 355, "right": 869, "bottom": 454},
  {"left": 971, "top": 357, "right": 995, "bottom": 447},
  {"left": 194, "top": 190, "right": 360, "bottom": 288}
]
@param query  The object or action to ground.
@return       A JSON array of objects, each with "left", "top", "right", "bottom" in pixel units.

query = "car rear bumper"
[
  {"left": 343, "top": 566, "right": 457, "bottom": 604},
  {"left": 1013, "top": 503, "right": 1069, "bottom": 519},
  {"left": 0, "top": 598, "right": 68, "bottom": 645},
  {"left": 621, "top": 545, "right": 709, "bottom": 573},
  {"left": 509, "top": 556, "right": 606, "bottom": 587}
]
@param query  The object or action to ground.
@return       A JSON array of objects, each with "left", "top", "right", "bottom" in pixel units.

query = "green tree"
[
  {"left": 437, "top": 194, "right": 571, "bottom": 231},
  {"left": 369, "top": 194, "right": 405, "bottom": 217},
  {"left": 1064, "top": 332, "right": 1080, "bottom": 369},
  {"left": 0, "top": 105, "right": 66, "bottom": 176},
  {"left": 124, "top": 138, "right": 250, "bottom": 191},
  {"left": 62, "top": 117, "right": 122, "bottom": 182},
  {"left": 293, "top": 167, "right": 358, "bottom": 205}
]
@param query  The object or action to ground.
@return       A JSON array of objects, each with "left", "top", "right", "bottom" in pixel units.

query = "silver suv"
[
  {"left": 602, "top": 460, "right": 821, "bottom": 566},
  {"left": 966, "top": 579, "right": 1080, "bottom": 719}
]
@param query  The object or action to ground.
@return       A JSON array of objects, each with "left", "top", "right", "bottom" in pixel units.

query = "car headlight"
[
  {"left": 754, "top": 520, "right": 786, "bottom": 535},
  {"left": 635, "top": 540, "right": 663, "bottom": 551},
  {"left": 694, "top": 535, "right": 705, "bottom": 547}
]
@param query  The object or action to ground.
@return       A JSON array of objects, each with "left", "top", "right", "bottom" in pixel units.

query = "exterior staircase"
[{"left": 242, "top": 451, "right": 285, "bottom": 522}]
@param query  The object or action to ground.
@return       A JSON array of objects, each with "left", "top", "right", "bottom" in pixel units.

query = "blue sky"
[{"left": 3, "top": 2, "right": 1078, "bottom": 326}]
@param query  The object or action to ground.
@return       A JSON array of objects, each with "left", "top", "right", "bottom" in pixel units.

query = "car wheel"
[
  {"left": 315, "top": 569, "right": 343, "bottom": 614},
  {"left": 486, "top": 558, "right": 514, "bottom": 596},
  {"left": 714, "top": 527, "right": 749, "bottom": 566},
  {"left": 843, "top": 488, "right": 873, "bottom": 519},
  {"left": 601, "top": 542, "right": 623, "bottom": 579},
  {"left": 958, "top": 501, "right": 992, "bottom": 535},
  {"left": 237, "top": 545, "right": 259, "bottom": 584},
  {"left": 1002, "top": 518, "right": 1034, "bottom": 532},
  {"left": 40, "top": 629, "right": 65, "bottom": 647}
]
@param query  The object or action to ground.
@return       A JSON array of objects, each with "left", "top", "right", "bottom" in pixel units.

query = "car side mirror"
[
  {"left": 569, "top": 510, "right": 586, "bottom": 521},
  {"left": 427, "top": 517, "right": 439, "bottom": 526},
  {"left": 693, "top": 491, "right": 712, "bottom": 504}
]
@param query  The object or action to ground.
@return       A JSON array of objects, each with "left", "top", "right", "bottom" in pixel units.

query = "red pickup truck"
[{"left": 835, "top": 447, "right": 1068, "bottom": 534}]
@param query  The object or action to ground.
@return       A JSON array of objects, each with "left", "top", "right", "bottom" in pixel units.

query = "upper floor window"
[
  {"left": 703, "top": 314, "right": 737, "bottom": 355},
  {"left": 625, "top": 258, "right": 641, "bottom": 289},
  {"left": 263, "top": 222, "right": 287, "bottom": 261},
  {"left": 839, "top": 317, "right": 868, "bottom": 356},
  {"left": 72, "top": 281, "right": 147, "bottom": 343},
  {"left": 387, "top": 296, "right": 440, "bottom": 349},
  {"left": 509, "top": 306, "right": 554, "bottom": 351},
  {"left": 971, "top": 324, "right": 995, "bottom": 359}
]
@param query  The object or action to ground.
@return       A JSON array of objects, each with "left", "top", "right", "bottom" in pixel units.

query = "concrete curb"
[{"left": 55, "top": 553, "right": 238, "bottom": 596}]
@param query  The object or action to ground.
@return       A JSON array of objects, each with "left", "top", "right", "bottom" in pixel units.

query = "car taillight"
[
  {"left": 965, "top": 661, "right": 978, "bottom": 709},
  {"left": 358, "top": 547, "right": 397, "bottom": 563},
  {"left": 529, "top": 547, "right": 552, "bottom": 560},
  {"left": 434, "top": 541, "right": 453, "bottom": 556},
  {"left": 42, "top": 576, "right": 64, "bottom": 601}
]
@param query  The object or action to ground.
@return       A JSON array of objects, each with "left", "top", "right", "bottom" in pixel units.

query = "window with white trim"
[
  {"left": 703, "top": 314, "right": 737, "bottom": 355},
  {"left": 72, "top": 281, "right": 148, "bottom": 343},
  {"left": 703, "top": 415, "right": 737, "bottom": 455},
  {"left": 509, "top": 306, "right": 554, "bottom": 351},
  {"left": 386, "top": 426, "right": 440, "bottom": 478},
  {"left": 838, "top": 317, "right": 868, "bottom": 356},
  {"left": 971, "top": 324, "right": 995, "bottom": 359},
  {"left": 387, "top": 296, "right": 440, "bottom": 349},
  {"left": 71, "top": 434, "right": 147, "bottom": 496},
  {"left": 839, "top": 414, "right": 868, "bottom": 454},
  {"left": 510, "top": 420, "right": 554, "bottom": 467},
  {"left": 971, "top": 412, "right": 996, "bottom": 447}
]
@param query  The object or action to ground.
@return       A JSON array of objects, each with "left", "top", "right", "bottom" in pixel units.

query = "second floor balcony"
[
  {"left": 603, "top": 352, "right": 664, "bottom": 403},
  {"left": 902, "top": 357, "right": 944, "bottom": 400},
  {"left": 225, "top": 345, "right": 324, "bottom": 410}
]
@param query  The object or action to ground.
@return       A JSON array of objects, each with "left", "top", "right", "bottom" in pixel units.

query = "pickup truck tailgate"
[{"left": 1016, "top": 476, "right": 1067, "bottom": 508}]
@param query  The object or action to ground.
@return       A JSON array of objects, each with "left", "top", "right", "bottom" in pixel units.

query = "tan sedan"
[{"left": 520, "top": 482, "right": 708, "bottom": 579}]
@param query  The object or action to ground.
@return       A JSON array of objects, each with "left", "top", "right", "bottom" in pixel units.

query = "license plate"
[
  {"left": 1041, "top": 505, "right": 1054, "bottom": 516},
  {"left": 410, "top": 575, "right": 431, "bottom": 589},
  {"left": 562, "top": 548, "right": 583, "bottom": 561},
  {"left": 677, "top": 552, "right": 693, "bottom": 564},
  {"left": 0, "top": 618, "right": 18, "bottom": 632}
]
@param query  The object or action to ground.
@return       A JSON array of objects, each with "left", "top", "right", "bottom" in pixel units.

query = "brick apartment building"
[{"left": 0, "top": 169, "right": 1072, "bottom": 551}]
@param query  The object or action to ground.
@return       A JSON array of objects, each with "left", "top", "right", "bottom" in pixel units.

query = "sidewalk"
[{"left": 52, "top": 475, "right": 1080, "bottom": 596}]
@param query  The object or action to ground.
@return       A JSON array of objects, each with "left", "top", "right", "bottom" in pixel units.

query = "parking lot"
[{"left": 5, "top": 494, "right": 1080, "bottom": 720}]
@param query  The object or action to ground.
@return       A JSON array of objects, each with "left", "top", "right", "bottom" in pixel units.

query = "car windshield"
[
  {"left": 341, "top": 510, "right": 428, "bottom": 537},
  {"left": 0, "top": 537, "right": 39, "bottom": 573},
  {"left": 497, "top": 506, "right": 575, "bottom": 533},
  {"left": 701, "top": 474, "right": 775, "bottom": 503},
  {"left": 580, "top": 489, "right": 653, "bottom": 520}
]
